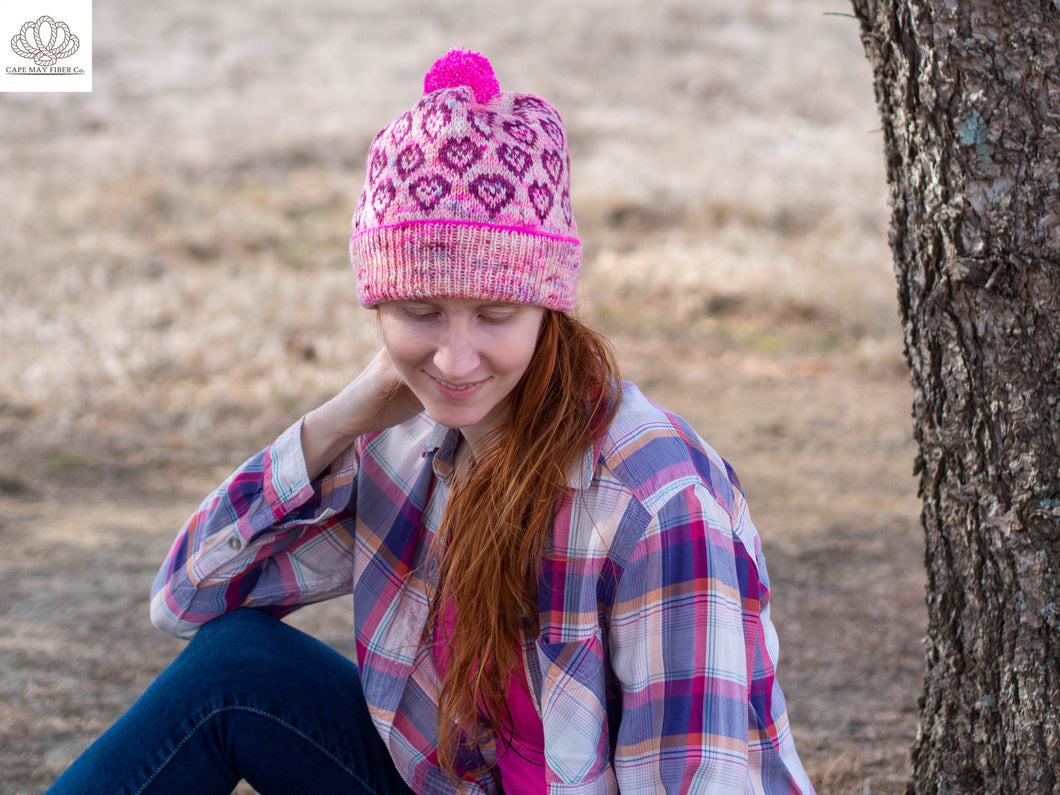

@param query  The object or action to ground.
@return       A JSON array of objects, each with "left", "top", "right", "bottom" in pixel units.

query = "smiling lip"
[{"left": 429, "top": 375, "right": 488, "bottom": 400}]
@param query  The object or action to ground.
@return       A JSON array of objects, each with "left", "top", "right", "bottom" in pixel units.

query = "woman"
[{"left": 49, "top": 50, "right": 816, "bottom": 794}]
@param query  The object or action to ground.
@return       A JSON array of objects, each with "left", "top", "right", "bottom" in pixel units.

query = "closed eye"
[
  {"left": 478, "top": 312, "right": 516, "bottom": 326},
  {"left": 400, "top": 305, "right": 440, "bottom": 322}
]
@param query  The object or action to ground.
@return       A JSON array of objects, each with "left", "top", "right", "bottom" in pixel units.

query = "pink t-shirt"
[{"left": 433, "top": 603, "right": 546, "bottom": 793}]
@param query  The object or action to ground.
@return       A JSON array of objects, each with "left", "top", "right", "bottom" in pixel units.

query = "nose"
[{"left": 434, "top": 321, "right": 480, "bottom": 381}]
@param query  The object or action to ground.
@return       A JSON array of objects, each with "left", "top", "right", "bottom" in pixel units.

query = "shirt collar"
[
  {"left": 569, "top": 435, "right": 603, "bottom": 491},
  {"left": 425, "top": 423, "right": 461, "bottom": 482},
  {"left": 422, "top": 420, "right": 600, "bottom": 491}
]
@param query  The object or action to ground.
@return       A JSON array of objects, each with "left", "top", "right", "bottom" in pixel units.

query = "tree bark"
[{"left": 848, "top": 0, "right": 1060, "bottom": 792}]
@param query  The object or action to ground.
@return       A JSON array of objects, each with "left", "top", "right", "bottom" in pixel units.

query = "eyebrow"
[
  {"left": 400, "top": 300, "right": 519, "bottom": 311},
  {"left": 476, "top": 302, "right": 519, "bottom": 311}
]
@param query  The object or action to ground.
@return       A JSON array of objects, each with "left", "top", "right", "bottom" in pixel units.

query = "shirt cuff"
[
  {"left": 262, "top": 419, "right": 315, "bottom": 517},
  {"left": 273, "top": 418, "right": 312, "bottom": 494},
  {"left": 266, "top": 416, "right": 359, "bottom": 521}
]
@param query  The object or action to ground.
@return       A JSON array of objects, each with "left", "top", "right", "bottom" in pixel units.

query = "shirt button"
[{"left": 228, "top": 536, "right": 243, "bottom": 551}]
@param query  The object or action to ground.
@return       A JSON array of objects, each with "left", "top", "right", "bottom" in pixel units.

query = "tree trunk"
[{"left": 848, "top": 0, "right": 1060, "bottom": 792}]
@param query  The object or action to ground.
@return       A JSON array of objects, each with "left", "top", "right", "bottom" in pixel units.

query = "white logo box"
[{"left": 0, "top": 0, "right": 92, "bottom": 93}]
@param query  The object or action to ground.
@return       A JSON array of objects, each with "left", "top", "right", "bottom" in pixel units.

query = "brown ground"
[{"left": 0, "top": 1, "right": 924, "bottom": 793}]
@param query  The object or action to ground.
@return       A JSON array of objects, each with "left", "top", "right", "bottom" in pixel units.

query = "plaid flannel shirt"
[{"left": 151, "top": 382, "right": 815, "bottom": 794}]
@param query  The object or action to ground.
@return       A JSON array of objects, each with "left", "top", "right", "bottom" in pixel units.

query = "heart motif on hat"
[
  {"left": 502, "top": 119, "right": 537, "bottom": 148},
  {"left": 561, "top": 188, "right": 573, "bottom": 227},
  {"left": 397, "top": 144, "right": 425, "bottom": 180},
  {"left": 541, "top": 149, "right": 564, "bottom": 184},
  {"left": 439, "top": 136, "right": 482, "bottom": 175},
  {"left": 528, "top": 181, "right": 555, "bottom": 221},
  {"left": 539, "top": 117, "right": 565, "bottom": 146},
  {"left": 410, "top": 174, "right": 452, "bottom": 212},
  {"left": 422, "top": 103, "right": 453, "bottom": 141},
  {"left": 389, "top": 112, "right": 413, "bottom": 145},
  {"left": 470, "top": 173, "right": 515, "bottom": 216},
  {"left": 369, "top": 149, "right": 388, "bottom": 183},
  {"left": 498, "top": 143, "right": 530, "bottom": 177},
  {"left": 372, "top": 180, "right": 397, "bottom": 219},
  {"left": 470, "top": 110, "right": 495, "bottom": 138},
  {"left": 513, "top": 96, "right": 550, "bottom": 116}
]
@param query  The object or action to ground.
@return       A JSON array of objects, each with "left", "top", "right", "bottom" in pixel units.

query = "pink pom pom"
[{"left": 423, "top": 49, "right": 501, "bottom": 104}]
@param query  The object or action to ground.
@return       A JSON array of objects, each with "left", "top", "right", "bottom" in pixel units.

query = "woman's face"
[{"left": 377, "top": 297, "right": 545, "bottom": 451}]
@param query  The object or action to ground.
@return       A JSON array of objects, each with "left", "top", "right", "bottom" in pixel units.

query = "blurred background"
[{"left": 0, "top": 1, "right": 923, "bottom": 792}]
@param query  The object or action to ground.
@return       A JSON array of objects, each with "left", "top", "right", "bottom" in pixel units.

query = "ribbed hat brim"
[{"left": 351, "top": 219, "right": 580, "bottom": 311}]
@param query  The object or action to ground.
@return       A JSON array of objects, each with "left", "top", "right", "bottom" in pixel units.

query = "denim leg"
[{"left": 46, "top": 609, "right": 415, "bottom": 795}]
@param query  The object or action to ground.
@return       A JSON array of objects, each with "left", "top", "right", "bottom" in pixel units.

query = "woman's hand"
[{"left": 300, "top": 348, "right": 423, "bottom": 480}]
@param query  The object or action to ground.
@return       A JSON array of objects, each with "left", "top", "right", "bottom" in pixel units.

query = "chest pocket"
[{"left": 534, "top": 631, "right": 610, "bottom": 784}]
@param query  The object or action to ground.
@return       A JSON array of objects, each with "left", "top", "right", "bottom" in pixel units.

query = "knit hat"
[{"left": 350, "top": 49, "right": 580, "bottom": 311}]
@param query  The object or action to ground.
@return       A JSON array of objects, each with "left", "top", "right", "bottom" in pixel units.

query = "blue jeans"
[{"left": 46, "top": 609, "right": 416, "bottom": 795}]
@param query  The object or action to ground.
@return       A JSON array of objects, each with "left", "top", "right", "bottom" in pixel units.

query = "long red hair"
[{"left": 426, "top": 309, "right": 621, "bottom": 777}]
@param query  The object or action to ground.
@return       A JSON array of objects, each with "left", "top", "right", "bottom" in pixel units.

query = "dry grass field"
[{"left": 0, "top": 1, "right": 924, "bottom": 792}]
